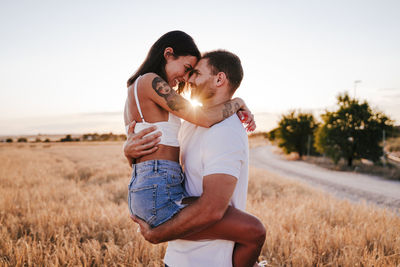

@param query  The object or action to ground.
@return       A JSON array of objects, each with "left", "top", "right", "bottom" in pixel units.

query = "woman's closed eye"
[
  {"left": 188, "top": 69, "right": 199, "bottom": 78},
  {"left": 184, "top": 66, "right": 193, "bottom": 74}
]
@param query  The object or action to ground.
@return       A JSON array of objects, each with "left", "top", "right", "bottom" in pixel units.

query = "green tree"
[
  {"left": 276, "top": 111, "right": 318, "bottom": 159},
  {"left": 315, "top": 92, "right": 393, "bottom": 166}
]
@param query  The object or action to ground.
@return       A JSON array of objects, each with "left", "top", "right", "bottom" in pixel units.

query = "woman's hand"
[
  {"left": 236, "top": 99, "right": 256, "bottom": 132},
  {"left": 123, "top": 121, "right": 162, "bottom": 165}
]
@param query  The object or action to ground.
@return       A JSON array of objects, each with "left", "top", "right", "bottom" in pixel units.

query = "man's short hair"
[{"left": 202, "top": 50, "right": 243, "bottom": 95}]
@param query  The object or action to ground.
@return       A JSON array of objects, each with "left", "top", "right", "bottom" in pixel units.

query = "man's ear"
[
  {"left": 216, "top": 72, "right": 227, "bottom": 87},
  {"left": 164, "top": 47, "right": 174, "bottom": 61}
]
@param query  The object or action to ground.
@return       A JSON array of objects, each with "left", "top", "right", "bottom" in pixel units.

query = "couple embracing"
[{"left": 123, "top": 30, "right": 266, "bottom": 267}]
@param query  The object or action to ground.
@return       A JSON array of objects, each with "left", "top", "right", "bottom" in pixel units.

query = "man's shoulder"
[
  {"left": 204, "top": 115, "right": 247, "bottom": 144},
  {"left": 209, "top": 115, "right": 246, "bottom": 135}
]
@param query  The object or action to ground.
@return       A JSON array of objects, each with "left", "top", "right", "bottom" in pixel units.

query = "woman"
[{"left": 124, "top": 31, "right": 263, "bottom": 267}]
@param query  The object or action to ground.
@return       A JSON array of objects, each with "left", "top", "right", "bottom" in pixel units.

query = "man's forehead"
[{"left": 195, "top": 58, "right": 209, "bottom": 69}]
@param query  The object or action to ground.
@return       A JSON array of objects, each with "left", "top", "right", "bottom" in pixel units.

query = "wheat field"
[{"left": 0, "top": 141, "right": 399, "bottom": 266}]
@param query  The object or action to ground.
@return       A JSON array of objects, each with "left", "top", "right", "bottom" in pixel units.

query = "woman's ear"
[{"left": 164, "top": 47, "right": 174, "bottom": 61}]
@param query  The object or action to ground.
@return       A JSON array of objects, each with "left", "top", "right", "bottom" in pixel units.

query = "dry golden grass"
[
  {"left": 0, "top": 142, "right": 399, "bottom": 266},
  {"left": 248, "top": 135, "right": 269, "bottom": 148}
]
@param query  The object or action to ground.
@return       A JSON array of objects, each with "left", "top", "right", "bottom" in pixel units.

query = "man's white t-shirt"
[{"left": 164, "top": 115, "right": 249, "bottom": 267}]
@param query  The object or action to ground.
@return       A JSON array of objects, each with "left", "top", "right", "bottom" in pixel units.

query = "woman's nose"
[
  {"left": 183, "top": 72, "right": 191, "bottom": 82},
  {"left": 187, "top": 73, "right": 195, "bottom": 83}
]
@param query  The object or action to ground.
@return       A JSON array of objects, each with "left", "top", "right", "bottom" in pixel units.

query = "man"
[{"left": 125, "top": 50, "right": 265, "bottom": 267}]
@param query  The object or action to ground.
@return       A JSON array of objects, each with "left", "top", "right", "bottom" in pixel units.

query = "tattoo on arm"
[
  {"left": 152, "top": 77, "right": 189, "bottom": 111},
  {"left": 222, "top": 102, "right": 234, "bottom": 119}
]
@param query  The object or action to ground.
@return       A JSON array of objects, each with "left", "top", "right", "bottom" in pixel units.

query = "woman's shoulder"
[
  {"left": 127, "top": 73, "right": 155, "bottom": 95},
  {"left": 140, "top": 72, "right": 161, "bottom": 83},
  {"left": 141, "top": 72, "right": 157, "bottom": 79},
  {"left": 137, "top": 73, "right": 163, "bottom": 90}
]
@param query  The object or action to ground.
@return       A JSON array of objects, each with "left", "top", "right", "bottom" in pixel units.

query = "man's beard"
[{"left": 190, "top": 80, "right": 215, "bottom": 103}]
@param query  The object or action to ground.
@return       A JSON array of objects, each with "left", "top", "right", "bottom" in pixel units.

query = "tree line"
[
  {"left": 2, "top": 132, "right": 127, "bottom": 143},
  {"left": 267, "top": 92, "right": 398, "bottom": 167}
]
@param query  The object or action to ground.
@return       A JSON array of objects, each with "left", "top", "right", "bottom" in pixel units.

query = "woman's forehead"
[{"left": 181, "top": 55, "right": 198, "bottom": 68}]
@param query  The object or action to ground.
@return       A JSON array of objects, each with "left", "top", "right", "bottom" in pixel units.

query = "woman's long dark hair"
[{"left": 127, "top": 31, "right": 201, "bottom": 90}]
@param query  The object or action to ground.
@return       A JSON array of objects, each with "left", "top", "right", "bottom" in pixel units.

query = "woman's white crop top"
[{"left": 125, "top": 76, "right": 181, "bottom": 147}]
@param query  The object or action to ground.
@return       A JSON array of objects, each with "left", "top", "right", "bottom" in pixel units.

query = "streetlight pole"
[{"left": 383, "top": 129, "right": 386, "bottom": 167}]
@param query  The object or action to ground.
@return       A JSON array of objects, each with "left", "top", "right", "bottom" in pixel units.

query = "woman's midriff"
[{"left": 136, "top": 145, "right": 180, "bottom": 163}]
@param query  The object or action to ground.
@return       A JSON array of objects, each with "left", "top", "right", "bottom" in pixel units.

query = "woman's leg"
[{"left": 180, "top": 205, "right": 266, "bottom": 267}]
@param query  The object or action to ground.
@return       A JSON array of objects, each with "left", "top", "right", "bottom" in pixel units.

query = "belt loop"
[
  {"left": 133, "top": 164, "right": 136, "bottom": 177},
  {"left": 154, "top": 160, "right": 158, "bottom": 172}
]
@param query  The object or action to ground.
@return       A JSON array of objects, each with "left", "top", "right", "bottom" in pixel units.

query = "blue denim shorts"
[{"left": 128, "top": 160, "right": 187, "bottom": 228}]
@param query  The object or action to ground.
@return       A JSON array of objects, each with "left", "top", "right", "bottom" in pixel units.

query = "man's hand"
[
  {"left": 128, "top": 174, "right": 237, "bottom": 243},
  {"left": 130, "top": 215, "right": 159, "bottom": 244},
  {"left": 123, "top": 121, "right": 162, "bottom": 164}
]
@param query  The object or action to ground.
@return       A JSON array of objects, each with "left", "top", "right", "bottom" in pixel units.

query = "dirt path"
[{"left": 250, "top": 145, "right": 400, "bottom": 211}]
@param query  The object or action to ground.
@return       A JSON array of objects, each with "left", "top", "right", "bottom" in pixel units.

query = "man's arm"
[
  {"left": 123, "top": 121, "right": 162, "bottom": 166},
  {"left": 133, "top": 173, "right": 237, "bottom": 244}
]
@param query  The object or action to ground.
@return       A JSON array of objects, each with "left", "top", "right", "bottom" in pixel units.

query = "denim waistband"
[{"left": 132, "top": 159, "right": 182, "bottom": 174}]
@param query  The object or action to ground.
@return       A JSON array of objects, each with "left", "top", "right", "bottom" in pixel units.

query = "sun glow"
[
  {"left": 188, "top": 98, "right": 203, "bottom": 107},
  {"left": 181, "top": 90, "right": 203, "bottom": 107}
]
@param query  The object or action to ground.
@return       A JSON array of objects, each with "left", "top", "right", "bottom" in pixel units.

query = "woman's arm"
[{"left": 139, "top": 73, "right": 246, "bottom": 127}]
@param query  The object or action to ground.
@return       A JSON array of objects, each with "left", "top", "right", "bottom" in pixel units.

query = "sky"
[{"left": 1, "top": 0, "right": 399, "bottom": 135}]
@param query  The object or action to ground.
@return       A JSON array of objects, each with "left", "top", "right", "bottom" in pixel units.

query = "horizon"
[
  {"left": 0, "top": 111, "right": 279, "bottom": 137},
  {"left": 1, "top": 107, "right": 399, "bottom": 138}
]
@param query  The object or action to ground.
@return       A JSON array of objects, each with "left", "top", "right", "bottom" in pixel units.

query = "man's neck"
[{"left": 202, "top": 94, "right": 231, "bottom": 108}]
